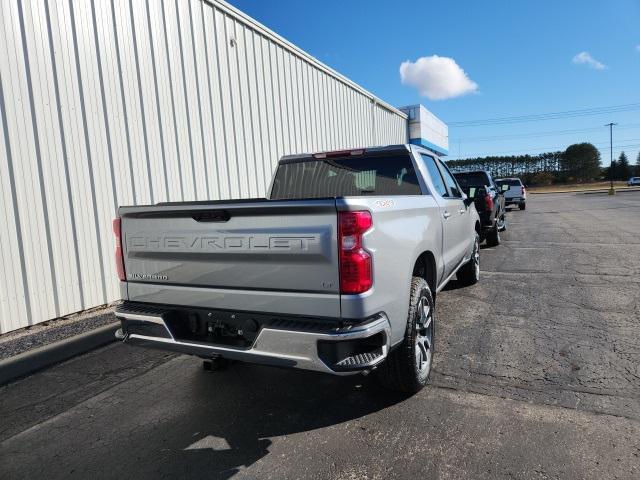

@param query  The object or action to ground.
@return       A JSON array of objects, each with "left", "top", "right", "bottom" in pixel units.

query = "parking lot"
[{"left": 1, "top": 191, "right": 639, "bottom": 479}]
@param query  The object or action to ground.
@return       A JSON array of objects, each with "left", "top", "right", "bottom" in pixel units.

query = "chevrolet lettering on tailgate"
[{"left": 126, "top": 234, "right": 323, "bottom": 253}]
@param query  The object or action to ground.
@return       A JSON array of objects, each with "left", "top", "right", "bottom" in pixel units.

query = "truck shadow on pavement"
[
  {"left": 132, "top": 360, "right": 408, "bottom": 479},
  {"left": 441, "top": 278, "right": 467, "bottom": 291}
]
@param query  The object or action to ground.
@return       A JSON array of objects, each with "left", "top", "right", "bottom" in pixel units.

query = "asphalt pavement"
[{"left": 1, "top": 191, "right": 639, "bottom": 479}]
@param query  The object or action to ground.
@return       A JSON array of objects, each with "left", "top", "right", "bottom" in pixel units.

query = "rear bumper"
[
  {"left": 504, "top": 197, "right": 525, "bottom": 205},
  {"left": 115, "top": 303, "right": 391, "bottom": 375}
]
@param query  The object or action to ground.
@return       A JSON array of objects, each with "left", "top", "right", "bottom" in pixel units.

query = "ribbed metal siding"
[{"left": 0, "top": 0, "right": 407, "bottom": 333}]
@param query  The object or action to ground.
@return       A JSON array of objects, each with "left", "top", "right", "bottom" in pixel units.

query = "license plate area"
[
  {"left": 151, "top": 304, "right": 343, "bottom": 349},
  {"left": 165, "top": 309, "right": 261, "bottom": 348}
]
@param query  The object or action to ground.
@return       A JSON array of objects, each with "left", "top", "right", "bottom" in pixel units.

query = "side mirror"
[{"left": 463, "top": 187, "right": 477, "bottom": 207}]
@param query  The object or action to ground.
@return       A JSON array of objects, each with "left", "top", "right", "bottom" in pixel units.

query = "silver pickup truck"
[{"left": 113, "top": 145, "right": 480, "bottom": 392}]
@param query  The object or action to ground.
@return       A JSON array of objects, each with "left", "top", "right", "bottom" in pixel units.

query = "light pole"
[{"left": 605, "top": 122, "right": 617, "bottom": 195}]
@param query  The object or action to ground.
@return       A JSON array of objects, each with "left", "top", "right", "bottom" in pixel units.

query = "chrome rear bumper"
[{"left": 116, "top": 308, "right": 391, "bottom": 375}]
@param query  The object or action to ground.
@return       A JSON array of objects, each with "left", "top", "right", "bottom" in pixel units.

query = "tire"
[
  {"left": 519, "top": 203, "right": 526, "bottom": 211},
  {"left": 457, "top": 233, "right": 480, "bottom": 286},
  {"left": 485, "top": 221, "right": 501, "bottom": 247},
  {"left": 497, "top": 212, "right": 507, "bottom": 232},
  {"left": 377, "top": 277, "right": 434, "bottom": 393}
]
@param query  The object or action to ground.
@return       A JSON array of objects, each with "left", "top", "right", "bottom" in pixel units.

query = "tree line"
[
  {"left": 607, "top": 151, "right": 640, "bottom": 181},
  {"left": 446, "top": 143, "right": 640, "bottom": 186}
]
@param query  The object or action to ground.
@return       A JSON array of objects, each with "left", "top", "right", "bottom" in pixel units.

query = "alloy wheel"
[
  {"left": 473, "top": 236, "right": 480, "bottom": 279},
  {"left": 415, "top": 295, "right": 434, "bottom": 376}
]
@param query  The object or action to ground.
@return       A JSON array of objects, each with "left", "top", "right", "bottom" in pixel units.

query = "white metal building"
[{"left": 0, "top": 0, "right": 412, "bottom": 333}]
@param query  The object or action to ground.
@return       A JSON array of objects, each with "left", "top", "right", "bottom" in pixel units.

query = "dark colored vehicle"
[
  {"left": 453, "top": 170, "right": 506, "bottom": 247},
  {"left": 496, "top": 177, "right": 527, "bottom": 210}
]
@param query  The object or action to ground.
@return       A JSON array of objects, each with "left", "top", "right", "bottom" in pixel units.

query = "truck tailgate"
[
  {"left": 119, "top": 199, "right": 340, "bottom": 300},
  {"left": 505, "top": 185, "right": 524, "bottom": 199}
]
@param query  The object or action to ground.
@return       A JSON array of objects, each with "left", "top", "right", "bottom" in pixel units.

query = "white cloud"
[
  {"left": 572, "top": 51, "right": 606, "bottom": 70},
  {"left": 399, "top": 55, "right": 478, "bottom": 100}
]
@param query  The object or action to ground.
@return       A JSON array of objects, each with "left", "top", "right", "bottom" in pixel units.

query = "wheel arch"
[{"left": 412, "top": 251, "right": 437, "bottom": 296}]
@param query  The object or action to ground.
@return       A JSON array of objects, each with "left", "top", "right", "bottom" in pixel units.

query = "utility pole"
[{"left": 605, "top": 122, "right": 617, "bottom": 195}]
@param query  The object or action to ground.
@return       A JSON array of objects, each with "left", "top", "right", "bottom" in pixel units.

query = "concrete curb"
[
  {"left": 0, "top": 322, "right": 119, "bottom": 385},
  {"left": 529, "top": 187, "right": 640, "bottom": 195},
  {"left": 581, "top": 188, "right": 640, "bottom": 195}
]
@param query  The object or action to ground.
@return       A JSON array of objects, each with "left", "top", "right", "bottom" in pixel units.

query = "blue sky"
[{"left": 228, "top": 0, "right": 640, "bottom": 165}]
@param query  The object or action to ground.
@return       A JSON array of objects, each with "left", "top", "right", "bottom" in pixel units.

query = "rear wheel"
[
  {"left": 485, "top": 221, "right": 501, "bottom": 247},
  {"left": 457, "top": 233, "right": 480, "bottom": 286},
  {"left": 497, "top": 212, "right": 507, "bottom": 231},
  {"left": 377, "top": 277, "right": 434, "bottom": 393},
  {"left": 519, "top": 202, "right": 526, "bottom": 210}
]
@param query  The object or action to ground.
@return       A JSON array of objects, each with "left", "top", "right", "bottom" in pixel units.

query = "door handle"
[{"left": 443, "top": 211, "right": 451, "bottom": 219}]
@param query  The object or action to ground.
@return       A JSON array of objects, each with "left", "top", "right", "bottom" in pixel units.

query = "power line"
[
  {"left": 450, "top": 103, "right": 640, "bottom": 127},
  {"left": 455, "top": 122, "right": 640, "bottom": 143},
  {"left": 448, "top": 102, "right": 640, "bottom": 127}
]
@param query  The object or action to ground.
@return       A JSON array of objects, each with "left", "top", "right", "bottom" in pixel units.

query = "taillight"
[
  {"left": 338, "top": 211, "right": 372, "bottom": 294},
  {"left": 484, "top": 194, "right": 494, "bottom": 211},
  {"left": 113, "top": 217, "right": 126, "bottom": 281},
  {"left": 522, "top": 186, "right": 526, "bottom": 195}
]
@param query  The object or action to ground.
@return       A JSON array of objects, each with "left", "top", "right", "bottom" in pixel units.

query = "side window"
[
  {"left": 438, "top": 161, "right": 463, "bottom": 198},
  {"left": 421, "top": 154, "right": 447, "bottom": 197}
]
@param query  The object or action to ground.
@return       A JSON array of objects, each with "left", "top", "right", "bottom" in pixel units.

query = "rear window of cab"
[
  {"left": 270, "top": 155, "right": 422, "bottom": 199},
  {"left": 496, "top": 179, "right": 523, "bottom": 187}
]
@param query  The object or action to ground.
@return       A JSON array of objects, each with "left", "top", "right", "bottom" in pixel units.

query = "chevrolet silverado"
[{"left": 113, "top": 145, "right": 481, "bottom": 393}]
